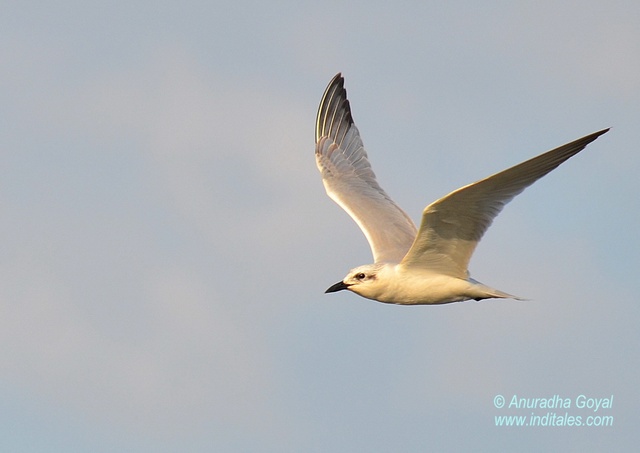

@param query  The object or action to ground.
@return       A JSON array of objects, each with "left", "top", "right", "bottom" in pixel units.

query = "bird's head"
[{"left": 325, "top": 263, "right": 390, "bottom": 300}]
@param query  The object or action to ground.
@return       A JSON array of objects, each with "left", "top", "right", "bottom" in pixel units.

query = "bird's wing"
[
  {"left": 315, "top": 73, "right": 417, "bottom": 263},
  {"left": 400, "top": 128, "right": 609, "bottom": 277}
]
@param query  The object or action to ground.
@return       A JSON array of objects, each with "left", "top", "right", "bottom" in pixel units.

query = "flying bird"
[{"left": 315, "top": 73, "right": 608, "bottom": 305}]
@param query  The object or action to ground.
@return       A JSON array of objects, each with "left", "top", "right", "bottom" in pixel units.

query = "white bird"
[{"left": 315, "top": 73, "right": 608, "bottom": 305}]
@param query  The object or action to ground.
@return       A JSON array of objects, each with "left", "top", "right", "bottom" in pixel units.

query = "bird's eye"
[{"left": 356, "top": 273, "right": 366, "bottom": 280}]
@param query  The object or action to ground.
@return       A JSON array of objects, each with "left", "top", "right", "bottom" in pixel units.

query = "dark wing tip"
[
  {"left": 315, "top": 73, "right": 354, "bottom": 144},
  {"left": 562, "top": 127, "right": 610, "bottom": 155},
  {"left": 588, "top": 127, "right": 610, "bottom": 141}
]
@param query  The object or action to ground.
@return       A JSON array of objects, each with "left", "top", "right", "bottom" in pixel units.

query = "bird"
[{"left": 315, "top": 73, "right": 608, "bottom": 305}]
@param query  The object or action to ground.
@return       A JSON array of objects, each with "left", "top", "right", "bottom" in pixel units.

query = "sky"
[{"left": 1, "top": 1, "right": 639, "bottom": 452}]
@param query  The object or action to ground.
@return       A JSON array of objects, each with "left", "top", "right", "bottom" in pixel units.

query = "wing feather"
[
  {"left": 400, "top": 128, "right": 609, "bottom": 277},
  {"left": 315, "top": 74, "right": 417, "bottom": 263}
]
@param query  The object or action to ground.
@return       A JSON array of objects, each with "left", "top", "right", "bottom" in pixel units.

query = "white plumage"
[{"left": 316, "top": 73, "right": 608, "bottom": 305}]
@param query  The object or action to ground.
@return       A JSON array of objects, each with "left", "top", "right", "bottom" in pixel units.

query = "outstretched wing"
[
  {"left": 315, "top": 73, "right": 417, "bottom": 263},
  {"left": 400, "top": 128, "right": 609, "bottom": 277}
]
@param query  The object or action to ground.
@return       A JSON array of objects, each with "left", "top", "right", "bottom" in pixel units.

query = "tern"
[{"left": 315, "top": 73, "right": 608, "bottom": 305}]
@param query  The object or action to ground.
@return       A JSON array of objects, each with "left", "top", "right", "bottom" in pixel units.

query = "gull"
[{"left": 315, "top": 73, "right": 608, "bottom": 305}]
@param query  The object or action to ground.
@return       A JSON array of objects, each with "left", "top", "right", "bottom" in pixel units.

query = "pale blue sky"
[{"left": 1, "top": 1, "right": 638, "bottom": 452}]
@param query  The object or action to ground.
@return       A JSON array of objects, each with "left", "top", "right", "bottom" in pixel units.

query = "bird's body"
[
  {"left": 315, "top": 73, "right": 608, "bottom": 305},
  {"left": 326, "top": 263, "right": 518, "bottom": 305}
]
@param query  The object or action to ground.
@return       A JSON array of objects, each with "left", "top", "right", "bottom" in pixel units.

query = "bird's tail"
[{"left": 469, "top": 278, "right": 528, "bottom": 301}]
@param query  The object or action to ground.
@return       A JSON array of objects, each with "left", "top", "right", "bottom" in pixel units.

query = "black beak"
[{"left": 325, "top": 281, "right": 350, "bottom": 293}]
